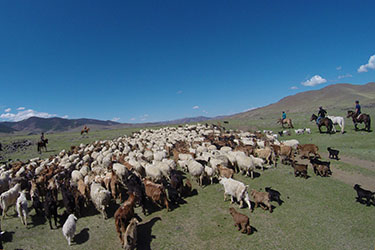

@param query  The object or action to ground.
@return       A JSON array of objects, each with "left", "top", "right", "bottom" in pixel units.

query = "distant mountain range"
[{"left": 1, "top": 82, "right": 374, "bottom": 134}]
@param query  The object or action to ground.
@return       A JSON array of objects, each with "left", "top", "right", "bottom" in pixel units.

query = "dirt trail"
[
  {"left": 323, "top": 152, "right": 375, "bottom": 171},
  {"left": 330, "top": 166, "right": 375, "bottom": 190}
]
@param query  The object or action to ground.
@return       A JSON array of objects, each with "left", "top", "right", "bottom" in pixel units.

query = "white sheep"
[
  {"left": 281, "top": 139, "right": 299, "bottom": 150},
  {"left": 219, "top": 177, "right": 251, "bottom": 210},
  {"left": 62, "top": 214, "right": 78, "bottom": 246},
  {"left": 0, "top": 183, "right": 21, "bottom": 219},
  {"left": 71, "top": 170, "right": 84, "bottom": 183},
  {"left": 16, "top": 191, "right": 28, "bottom": 227},
  {"left": 187, "top": 160, "right": 204, "bottom": 186},
  {"left": 294, "top": 129, "right": 304, "bottom": 135},
  {"left": 305, "top": 128, "right": 311, "bottom": 134},
  {"left": 204, "top": 166, "right": 215, "bottom": 184},
  {"left": 145, "top": 164, "right": 163, "bottom": 183},
  {"left": 90, "top": 182, "right": 111, "bottom": 219},
  {"left": 250, "top": 155, "right": 265, "bottom": 170},
  {"left": 235, "top": 154, "right": 255, "bottom": 178},
  {"left": 113, "top": 163, "right": 129, "bottom": 183}
]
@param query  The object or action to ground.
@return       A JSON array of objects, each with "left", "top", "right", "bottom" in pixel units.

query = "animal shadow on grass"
[
  {"left": 106, "top": 201, "right": 120, "bottom": 219},
  {"left": 0, "top": 231, "right": 14, "bottom": 249},
  {"left": 137, "top": 217, "right": 161, "bottom": 250},
  {"left": 74, "top": 228, "right": 90, "bottom": 245},
  {"left": 30, "top": 214, "right": 46, "bottom": 228}
]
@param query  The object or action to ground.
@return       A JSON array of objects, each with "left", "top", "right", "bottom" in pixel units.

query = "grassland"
[{"left": 0, "top": 112, "right": 375, "bottom": 249}]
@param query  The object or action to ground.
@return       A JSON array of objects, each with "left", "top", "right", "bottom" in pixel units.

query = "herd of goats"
[{"left": 0, "top": 123, "right": 374, "bottom": 249}]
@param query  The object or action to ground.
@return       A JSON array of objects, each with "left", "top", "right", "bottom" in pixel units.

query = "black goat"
[
  {"left": 60, "top": 183, "right": 76, "bottom": 215},
  {"left": 309, "top": 158, "right": 331, "bottom": 175},
  {"left": 353, "top": 184, "right": 375, "bottom": 206},
  {"left": 327, "top": 147, "right": 339, "bottom": 160},
  {"left": 32, "top": 194, "right": 44, "bottom": 216},
  {"left": 44, "top": 190, "right": 58, "bottom": 229}
]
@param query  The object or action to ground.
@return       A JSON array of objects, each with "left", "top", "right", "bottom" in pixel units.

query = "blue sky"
[{"left": 0, "top": 1, "right": 374, "bottom": 123}]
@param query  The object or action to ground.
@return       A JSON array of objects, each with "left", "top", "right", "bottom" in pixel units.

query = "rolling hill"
[
  {"left": 1, "top": 82, "right": 374, "bottom": 134},
  {"left": 230, "top": 82, "right": 375, "bottom": 119}
]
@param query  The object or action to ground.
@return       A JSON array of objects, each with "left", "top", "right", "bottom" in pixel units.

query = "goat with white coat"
[
  {"left": 62, "top": 214, "right": 78, "bottom": 246},
  {"left": 219, "top": 177, "right": 251, "bottom": 210},
  {"left": 16, "top": 191, "right": 28, "bottom": 227}
]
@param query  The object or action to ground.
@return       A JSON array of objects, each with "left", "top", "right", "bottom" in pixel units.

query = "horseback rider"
[
  {"left": 317, "top": 106, "right": 327, "bottom": 124},
  {"left": 282, "top": 111, "right": 286, "bottom": 123},
  {"left": 355, "top": 100, "right": 361, "bottom": 120},
  {"left": 40, "top": 132, "right": 46, "bottom": 143}
]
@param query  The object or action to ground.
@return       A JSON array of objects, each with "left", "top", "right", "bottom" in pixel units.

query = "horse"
[
  {"left": 310, "top": 114, "right": 333, "bottom": 134},
  {"left": 327, "top": 115, "right": 345, "bottom": 134},
  {"left": 347, "top": 110, "right": 371, "bottom": 132},
  {"left": 37, "top": 139, "right": 48, "bottom": 153},
  {"left": 277, "top": 118, "right": 294, "bottom": 128},
  {"left": 81, "top": 127, "right": 90, "bottom": 135}
]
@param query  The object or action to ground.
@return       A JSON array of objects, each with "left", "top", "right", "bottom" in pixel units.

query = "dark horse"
[
  {"left": 37, "top": 139, "right": 48, "bottom": 153},
  {"left": 310, "top": 114, "right": 333, "bottom": 134},
  {"left": 347, "top": 110, "right": 371, "bottom": 132}
]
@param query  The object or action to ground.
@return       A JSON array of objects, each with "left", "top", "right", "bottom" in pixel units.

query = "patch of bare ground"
[
  {"left": 323, "top": 152, "right": 375, "bottom": 172},
  {"left": 330, "top": 166, "right": 375, "bottom": 190}
]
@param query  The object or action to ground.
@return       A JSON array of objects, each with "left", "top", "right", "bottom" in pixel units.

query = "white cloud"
[
  {"left": 338, "top": 74, "right": 353, "bottom": 79},
  {"left": 140, "top": 114, "right": 149, "bottom": 121},
  {"left": 62, "top": 115, "right": 69, "bottom": 119},
  {"left": 4, "top": 108, "right": 11, "bottom": 113},
  {"left": 192, "top": 106, "right": 199, "bottom": 109},
  {"left": 111, "top": 117, "right": 120, "bottom": 122},
  {"left": 0, "top": 109, "right": 57, "bottom": 122},
  {"left": 336, "top": 66, "right": 342, "bottom": 71},
  {"left": 17, "top": 107, "right": 25, "bottom": 110},
  {"left": 202, "top": 110, "right": 208, "bottom": 114},
  {"left": 290, "top": 86, "right": 298, "bottom": 90},
  {"left": 130, "top": 117, "right": 136, "bottom": 121},
  {"left": 177, "top": 90, "right": 183, "bottom": 94},
  {"left": 243, "top": 107, "right": 257, "bottom": 112},
  {"left": 301, "top": 75, "right": 327, "bottom": 87},
  {"left": 358, "top": 55, "right": 375, "bottom": 73}
]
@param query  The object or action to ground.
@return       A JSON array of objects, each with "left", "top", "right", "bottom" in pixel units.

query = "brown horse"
[
  {"left": 37, "top": 139, "right": 48, "bottom": 153},
  {"left": 81, "top": 126, "right": 90, "bottom": 135},
  {"left": 347, "top": 111, "right": 371, "bottom": 132},
  {"left": 310, "top": 114, "right": 333, "bottom": 134},
  {"left": 277, "top": 118, "right": 294, "bottom": 128}
]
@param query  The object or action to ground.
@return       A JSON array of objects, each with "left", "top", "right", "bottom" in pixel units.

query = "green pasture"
[{"left": 0, "top": 112, "right": 374, "bottom": 249}]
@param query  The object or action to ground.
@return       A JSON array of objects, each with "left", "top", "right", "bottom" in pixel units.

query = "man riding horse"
[
  {"left": 37, "top": 132, "right": 48, "bottom": 153},
  {"left": 347, "top": 100, "right": 371, "bottom": 131},
  {"left": 317, "top": 106, "right": 327, "bottom": 125}
]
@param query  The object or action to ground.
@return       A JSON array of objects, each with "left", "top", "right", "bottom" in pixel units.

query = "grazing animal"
[
  {"left": 0, "top": 183, "right": 21, "bottom": 220},
  {"left": 143, "top": 179, "right": 170, "bottom": 211},
  {"left": 44, "top": 190, "right": 58, "bottom": 229},
  {"left": 60, "top": 183, "right": 76, "bottom": 215},
  {"left": 32, "top": 193, "right": 44, "bottom": 216},
  {"left": 298, "top": 144, "right": 320, "bottom": 159},
  {"left": 294, "top": 128, "right": 305, "bottom": 135},
  {"left": 37, "top": 139, "right": 48, "bottom": 153},
  {"left": 229, "top": 207, "right": 251, "bottom": 235},
  {"left": 115, "top": 193, "right": 137, "bottom": 247},
  {"left": 90, "top": 182, "right": 111, "bottom": 219},
  {"left": 16, "top": 191, "right": 28, "bottom": 227},
  {"left": 217, "top": 165, "right": 234, "bottom": 179},
  {"left": 265, "top": 187, "right": 283, "bottom": 206},
  {"left": 277, "top": 118, "right": 294, "bottom": 128},
  {"left": 219, "top": 177, "right": 251, "bottom": 210},
  {"left": 353, "top": 184, "right": 374, "bottom": 206},
  {"left": 309, "top": 158, "right": 331, "bottom": 176},
  {"left": 310, "top": 114, "right": 333, "bottom": 134},
  {"left": 347, "top": 110, "right": 371, "bottom": 132},
  {"left": 291, "top": 161, "right": 308, "bottom": 179},
  {"left": 62, "top": 214, "right": 78, "bottom": 246},
  {"left": 327, "top": 115, "right": 345, "bottom": 134},
  {"left": 250, "top": 189, "right": 272, "bottom": 213},
  {"left": 327, "top": 147, "right": 339, "bottom": 160},
  {"left": 123, "top": 217, "right": 139, "bottom": 250}
]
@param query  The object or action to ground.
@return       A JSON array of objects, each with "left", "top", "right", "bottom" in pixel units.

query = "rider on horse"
[
  {"left": 282, "top": 111, "right": 286, "bottom": 123},
  {"left": 355, "top": 100, "right": 361, "bottom": 120},
  {"left": 41, "top": 132, "right": 46, "bottom": 143},
  {"left": 317, "top": 106, "right": 327, "bottom": 125}
]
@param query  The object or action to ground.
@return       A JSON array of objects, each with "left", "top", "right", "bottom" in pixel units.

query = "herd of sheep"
[{"left": 0, "top": 123, "right": 336, "bottom": 248}]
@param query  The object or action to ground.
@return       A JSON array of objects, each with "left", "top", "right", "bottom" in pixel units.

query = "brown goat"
[
  {"left": 115, "top": 193, "right": 137, "bottom": 247},
  {"left": 298, "top": 144, "right": 320, "bottom": 158},
  {"left": 317, "top": 165, "right": 330, "bottom": 177},
  {"left": 250, "top": 189, "right": 272, "bottom": 213},
  {"left": 143, "top": 179, "right": 170, "bottom": 211},
  {"left": 291, "top": 161, "right": 308, "bottom": 179},
  {"left": 217, "top": 165, "right": 234, "bottom": 179},
  {"left": 229, "top": 207, "right": 252, "bottom": 234}
]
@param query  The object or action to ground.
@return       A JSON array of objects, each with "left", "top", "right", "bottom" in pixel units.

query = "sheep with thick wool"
[
  {"left": 90, "top": 182, "right": 111, "bottom": 219},
  {"left": 62, "top": 214, "right": 78, "bottom": 246}
]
